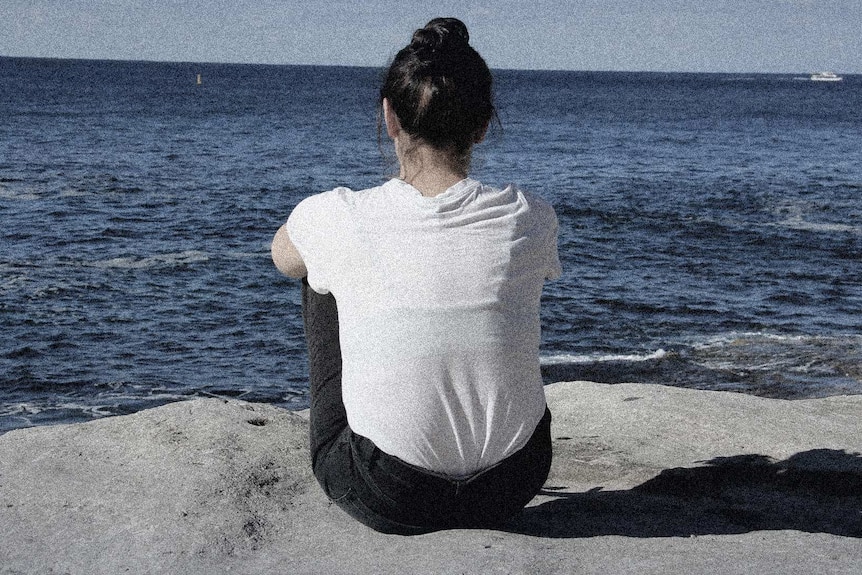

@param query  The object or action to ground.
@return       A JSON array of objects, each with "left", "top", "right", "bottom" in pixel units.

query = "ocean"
[{"left": 1, "top": 57, "right": 860, "bottom": 434}]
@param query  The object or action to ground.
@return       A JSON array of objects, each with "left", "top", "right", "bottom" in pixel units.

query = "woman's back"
[{"left": 289, "top": 178, "right": 560, "bottom": 475}]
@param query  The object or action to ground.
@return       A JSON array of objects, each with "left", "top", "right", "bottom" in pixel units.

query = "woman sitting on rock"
[{"left": 271, "top": 17, "right": 561, "bottom": 534}]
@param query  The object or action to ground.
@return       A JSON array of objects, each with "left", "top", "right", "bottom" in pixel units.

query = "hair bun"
[{"left": 410, "top": 17, "right": 470, "bottom": 52}]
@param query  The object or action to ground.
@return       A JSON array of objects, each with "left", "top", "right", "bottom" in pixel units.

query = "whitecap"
[
  {"left": 687, "top": 332, "right": 862, "bottom": 348},
  {"left": 0, "top": 186, "right": 40, "bottom": 201},
  {"left": 53, "top": 403, "right": 118, "bottom": 417},
  {"left": 683, "top": 332, "right": 862, "bottom": 377},
  {"left": 0, "top": 403, "right": 45, "bottom": 417},
  {"left": 773, "top": 216, "right": 861, "bottom": 234},
  {"left": 225, "top": 250, "right": 270, "bottom": 260},
  {"left": 541, "top": 349, "right": 668, "bottom": 366},
  {"left": 90, "top": 250, "right": 210, "bottom": 269}
]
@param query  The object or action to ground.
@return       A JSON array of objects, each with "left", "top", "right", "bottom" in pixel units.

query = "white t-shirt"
[{"left": 287, "top": 178, "right": 561, "bottom": 476}]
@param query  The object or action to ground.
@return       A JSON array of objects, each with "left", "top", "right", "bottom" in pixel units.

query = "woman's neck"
[{"left": 397, "top": 143, "right": 469, "bottom": 198}]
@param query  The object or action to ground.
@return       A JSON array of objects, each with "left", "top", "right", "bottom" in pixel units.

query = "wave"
[
  {"left": 0, "top": 391, "right": 193, "bottom": 434},
  {"left": 0, "top": 273, "right": 29, "bottom": 294},
  {"left": 540, "top": 349, "right": 678, "bottom": 388},
  {"left": 771, "top": 216, "right": 861, "bottom": 235},
  {"left": 88, "top": 250, "right": 210, "bottom": 269},
  {"left": 541, "top": 349, "right": 668, "bottom": 366},
  {"left": 685, "top": 332, "right": 862, "bottom": 373},
  {"left": 225, "top": 249, "right": 271, "bottom": 260},
  {"left": 541, "top": 333, "right": 861, "bottom": 399},
  {"left": 685, "top": 331, "right": 862, "bottom": 348},
  {"left": 0, "top": 184, "right": 40, "bottom": 201},
  {"left": 0, "top": 382, "right": 300, "bottom": 435},
  {"left": 679, "top": 332, "right": 861, "bottom": 398}
]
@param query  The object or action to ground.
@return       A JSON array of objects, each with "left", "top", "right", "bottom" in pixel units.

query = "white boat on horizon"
[{"left": 810, "top": 71, "right": 843, "bottom": 82}]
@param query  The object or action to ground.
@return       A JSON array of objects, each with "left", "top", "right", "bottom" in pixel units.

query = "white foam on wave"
[
  {"left": 0, "top": 401, "right": 117, "bottom": 418},
  {"left": 687, "top": 331, "right": 862, "bottom": 348},
  {"left": 541, "top": 349, "right": 668, "bottom": 366},
  {"left": 0, "top": 389, "right": 193, "bottom": 431},
  {"left": 226, "top": 250, "right": 270, "bottom": 260},
  {"left": 684, "top": 332, "right": 862, "bottom": 376},
  {"left": 0, "top": 403, "right": 45, "bottom": 417},
  {"left": 772, "top": 216, "right": 861, "bottom": 234},
  {"left": 0, "top": 184, "right": 40, "bottom": 201},
  {"left": 89, "top": 250, "right": 210, "bottom": 269}
]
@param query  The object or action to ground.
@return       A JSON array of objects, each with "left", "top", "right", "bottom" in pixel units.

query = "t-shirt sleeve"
[{"left": 285, "top": 189, "right": 348, "bottom": 294}]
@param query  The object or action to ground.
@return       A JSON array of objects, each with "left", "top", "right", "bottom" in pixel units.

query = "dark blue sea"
[{"left": 1, "top": 57, "right": 860, "bottom": 433}]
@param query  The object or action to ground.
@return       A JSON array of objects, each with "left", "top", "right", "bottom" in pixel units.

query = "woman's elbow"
[
  {"left": 272, "top": 250, "right": 307, "bottom": 279},
  {"left": 271, "top": 227, "right": 308, "bottom": 279}
]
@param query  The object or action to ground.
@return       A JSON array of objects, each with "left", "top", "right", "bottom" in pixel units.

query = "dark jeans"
[{"left": 302, "top": 279, "right": 553, "bottom": 535}]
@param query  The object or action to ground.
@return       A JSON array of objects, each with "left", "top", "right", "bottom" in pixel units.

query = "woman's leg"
[{"left": 301, "top": 279, "right": 347, "bottom": 470}]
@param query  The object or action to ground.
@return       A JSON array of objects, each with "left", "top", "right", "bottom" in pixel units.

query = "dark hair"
[{"left": 380, "top": 18, "right": 495, "bottom": 159}]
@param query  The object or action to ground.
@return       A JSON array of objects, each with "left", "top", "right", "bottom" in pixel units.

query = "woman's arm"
[{"left": 271, "top": 223, "right": 308, "bottom": 278}]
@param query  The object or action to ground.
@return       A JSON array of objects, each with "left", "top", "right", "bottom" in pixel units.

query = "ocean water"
[{"left": 1, "top": 57, "right": 860, "bottom": 433}]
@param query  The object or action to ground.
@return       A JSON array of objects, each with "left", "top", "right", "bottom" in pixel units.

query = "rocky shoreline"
[{"left": 1, "top": 381, "right": 860, "bottom": 574}]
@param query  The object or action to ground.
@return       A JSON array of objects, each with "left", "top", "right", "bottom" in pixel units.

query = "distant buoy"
[{"left": 196, "top": 73, "right": 202, "bottom": 85}]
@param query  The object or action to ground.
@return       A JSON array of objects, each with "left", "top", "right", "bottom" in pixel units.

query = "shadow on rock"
[{"left": 508, "top": 448, "right": 862, "bottom": 538}]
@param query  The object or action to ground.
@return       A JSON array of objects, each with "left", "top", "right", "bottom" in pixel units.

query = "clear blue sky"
[{"left": 1, "top": 1, "right": 859, "bottom": 73}]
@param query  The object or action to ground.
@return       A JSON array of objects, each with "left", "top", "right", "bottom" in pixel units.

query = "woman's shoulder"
[
  {"left": 292, "top": 181, "right": 410, "bottom": 226},
  {"left": 292, "top": 185, "right": 359, "bottom": 214},
  {"left": 288, "top": 187, "right": 355, "bottom": 230},
  {"left": 488, "top": 183, "right": 557, "bottom": 218},
  {"left": 312, "top": 181, "right": 399, "bottom": 204}
]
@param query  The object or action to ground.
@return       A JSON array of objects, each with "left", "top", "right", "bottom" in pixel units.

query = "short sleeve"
[
  {"left": 285, "top": 189, "right": 350, "bottom": 294},
  {"left": 525, "top": 192, "right": 562, "bottom": 282}
]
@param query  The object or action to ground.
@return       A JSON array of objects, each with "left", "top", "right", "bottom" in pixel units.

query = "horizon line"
[{"left": 0, "top": 54, "right": 856, "bottom": 77}]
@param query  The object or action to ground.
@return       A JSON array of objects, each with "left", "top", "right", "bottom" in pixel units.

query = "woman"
[{"left": 271, "top": 17, "right": 561, "bottom": 534}]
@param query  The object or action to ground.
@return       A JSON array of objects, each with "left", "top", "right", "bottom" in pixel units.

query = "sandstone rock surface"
[{"left": 1, "top": 381, "right": 860, "bottom": 574}]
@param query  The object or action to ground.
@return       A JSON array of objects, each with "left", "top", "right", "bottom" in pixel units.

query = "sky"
[{"left": 1, "top": 0, "right": 859, "bottom": 74}]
